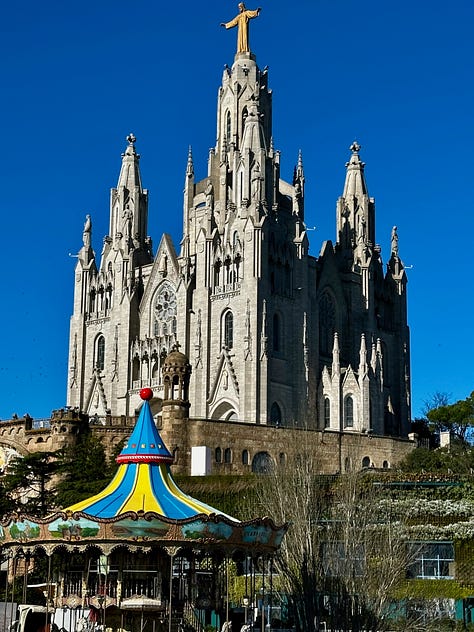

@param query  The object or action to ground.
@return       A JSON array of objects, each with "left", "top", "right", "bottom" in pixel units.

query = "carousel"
[{"left": 0, "top": 384, "right": 288, "bottom": 632}]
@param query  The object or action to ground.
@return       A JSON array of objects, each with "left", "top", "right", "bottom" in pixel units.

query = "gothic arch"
[
  {"left": 222, "top": 310, "right": 234, "bottom": 349},
  {"left": 95, "top": 335, "right": 105, "bottom": 371},
  {"left": 269, "top": 402, "right": 282, "bottom": 426},
  {"left": 210, "top": 400, "right": 238, "bottom": 422},
  {"left": 344, "top": 394, "right": 354, "bottom": 428},
  {"left": 252, "top": 451, "right": 274, "bottom": 474},
  {"left": 323, "top": 396, "right": 331, "bottom": 428}
]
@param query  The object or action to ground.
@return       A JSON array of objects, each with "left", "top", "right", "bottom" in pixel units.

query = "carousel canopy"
[
  {"left": 0, "top": 387, "right": 287, "bottom": 555},
  {"left": 66, "top": 388, "right": 238, "bottom": 521}
]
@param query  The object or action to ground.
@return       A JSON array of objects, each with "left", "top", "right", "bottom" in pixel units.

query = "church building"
[{"left": 67, "top": 8, "right": 411, "bottom": 458}]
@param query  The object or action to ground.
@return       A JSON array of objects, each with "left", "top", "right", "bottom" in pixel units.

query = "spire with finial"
[
  {"left": 336, "top": 141, "right": 375, "bottom": 252},
  {"left": 107, "top": 133, "right": 150, "bottom": 261},
  {"left": 343, "top": 141, "right": 367, "bottom": 199},
  {"left": 332, "top": 332, "right": 340, "bottom": 377},
  {"left": 390, "top": 225, "right": 399, "bottom": 258},
  {"left": 292, "top": 149, "right": 305, "bottom": 218},
  {"left": 295, "top": 149, "right": 304, "bottom": 181},
  {"left": 186, "top": 145, "right": 194, "bottom": 178},
  {"left": 116, "top": 133, "right": 143, "bottom": 190},
  {"left": 359, "top": 333, "right": 368, "bottom": 378}
]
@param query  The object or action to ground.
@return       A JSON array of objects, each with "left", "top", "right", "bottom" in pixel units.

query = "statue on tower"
[
  {"left": 82, "top": 214, "right": 92, "bottom": 248},
  {"left": 221, "top": 3, "right": 262, "bottom": 54},
  {"left": 391, "top": 225, "right": 399, "bottom": 258}
]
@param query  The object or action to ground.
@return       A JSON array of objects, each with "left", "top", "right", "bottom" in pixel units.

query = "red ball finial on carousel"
[{"left": 140, "top": 387, "right": 153, "bottom": 401}]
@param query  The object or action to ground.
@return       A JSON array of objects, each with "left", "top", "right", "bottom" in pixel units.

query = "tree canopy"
[
  {"left": 55, "top": 433, "right": 117, "bottom": 508},
  {"left": 2, "top": 451, "right": 60, "bottom": 516},
  {"left": 426, "top": 391, "right": 474, "bottom": 443}
]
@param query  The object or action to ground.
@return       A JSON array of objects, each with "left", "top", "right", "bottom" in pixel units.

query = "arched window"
[
  {"left": 224, "top": 448, "right": 232, "bottom": 464},
  {"left": 383, "top": 460, "right": 390, "bottom": 469},
  {"left": 96, "top": 336, "right": 105, "bottom": 371},
  {"left": 226, "top": 110, "right": 231, "bottom": 142},
  {"left": 224, "top": 311, "right": 234, "bottom": 349},
  {"left": 215, "top": 447, "right": 222, "bottom": 463},
  {"left": 324, "top": 397, "right": 331, "bottom": 428},
  {"left": 362, "top": 456, "right": 371, "bottom": 468},
  {"left": 252, "top": 452, "right": 274, "bottom": 474},
  {"left": 279, "top": 452, "right": 287, "bottom": 466},
  {"left": 214, "top": 259, "right": 222, "bottom": 287},
  {"left": 272, "top": 313, "right": 281, "bottom": 353},
  {"left": 90, "top": 288, "right": 96, "bottom": 313},
  {"left": 241, "top": 106, "right": 248, "bottom": 135},
  {"left": 270, "top": 402, "right": 282, "bottom": 427},
  {"left": 132, "top": 356, "right": 140, "bottom": 383},
  {"left": 344, "top": 395, "right": 354, "bottom": 428},
  {"left": 242, "top": 450, "right": 250, "bottom": 465}
]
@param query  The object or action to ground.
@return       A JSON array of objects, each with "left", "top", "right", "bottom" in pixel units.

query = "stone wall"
[{"left": 0, "top": 411, "right": 415, "bottom": 476}]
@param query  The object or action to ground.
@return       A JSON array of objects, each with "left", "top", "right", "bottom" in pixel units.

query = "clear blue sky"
[{"left": 1, "top": 0, "right": 473, "bottom": 420}]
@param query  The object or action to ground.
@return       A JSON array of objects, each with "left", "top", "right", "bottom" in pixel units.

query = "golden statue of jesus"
[{"left": 220, "top": 3, "right": 262, "bottom": 54}]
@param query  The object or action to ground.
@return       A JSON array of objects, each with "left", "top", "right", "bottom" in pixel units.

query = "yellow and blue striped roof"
[{"left": 67, "top": 390, "right": 237, "bottom": 521}]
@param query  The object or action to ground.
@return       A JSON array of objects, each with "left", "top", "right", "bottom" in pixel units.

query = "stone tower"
[{"left": 67, "top": 28, "right": 410, "bottom": 443}]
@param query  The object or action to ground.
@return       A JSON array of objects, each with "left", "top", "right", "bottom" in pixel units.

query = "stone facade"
[
  {"left": 63, "top": 44, "right": 412, "bottom": 473},
  {"left": 0, "top": 409, "right": 414, "bottom": 476}
]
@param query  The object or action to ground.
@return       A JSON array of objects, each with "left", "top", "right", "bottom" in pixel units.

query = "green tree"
[
  {"left": 398, "top": 444, "right": 474, "bottom": 476},
  {"left": 427, "top": 391, "right": 474, "bottom": 443},
  {"left": 2, "top": 451, "right": 60, "bottom": 517},
  {"left": 55, "top": 432, "right": 114, "bottom": 507}
]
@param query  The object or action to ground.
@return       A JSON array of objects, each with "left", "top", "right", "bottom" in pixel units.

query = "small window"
[
  {"left": 224, "top": 448, "right": 232, "bottom": 464},
  {"left": 270, "top": 402, "right": 282, "bottom": 427},
  {"left": 215, "top": 447, "right": 222, "bottom": 463},
  {"left": 362, "top": 456, "right": 371, "bottom": 468},
  {"left": 96, "top": 336, "right": 105, "bottom": 371},
  {"left": 344, "top": 395, "right": 354, "bottom": 428},
  {"left": 279, "top": 452, "right": 287, "bottom": 466},
  {"left": 241, "top": 106, "right": 248, "bottom": 134},
  {"left": 324, "top": 397, "right": 331, "bottom": 428},
  {"left": 226, "top": 110, "right": 232, "bottom": 141},
  {"left": 242, "top": 450, "right": 249, "bottom": 465},
  {"left": 224, "top": 311, "right": 234, "bottom": 349}
]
